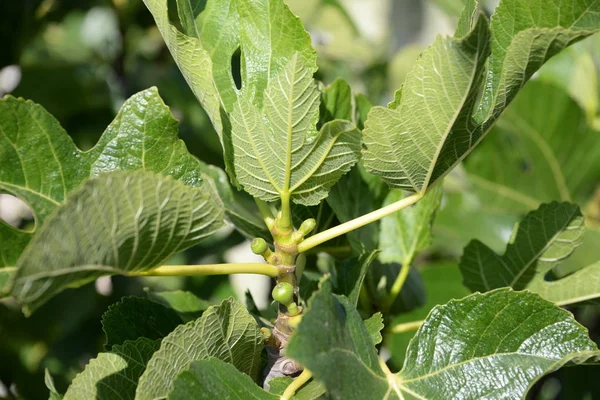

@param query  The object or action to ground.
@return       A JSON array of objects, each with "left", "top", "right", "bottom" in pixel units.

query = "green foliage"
[
  {"left": 10, "top": 171, "right": 224, "bottom": 314},
  {"left": 288, "top": 283, "right": 600, "bottom": 400},
  {"left": 146, "top": 290, "right": 210, "bottom": 321},
  {"left": 363, "top": 0, "right": 600, "bottom": 195},
  {"left": 332, "top": 250, "right": 378, "bottom": 306},
  {"left": 0, "top": 87, "right": 225, "bottom": 294},
  {"left": 465, "top": 80, "right": 600, "bottom": 213},
  {"left": 168, "top": 358, "right": 275, "bottom": 400},
  {"left": 142, "top": 0, "right": 317, "bottom": 178},
  {"left": 379, "top": 184, "right": 443, "bottom": 265},
  {"left": 135, "top": 297, "right": 263, "bottom": 399},
  {"left": 102, "top": 297, "right": 183, "bottom": 349},
  {"left": 387, "top": 262, "right": 470, "bottom": 366},
  {"left": 45, "top": 369, "right": 63, "bottom": 400},
  {"left": 327, "top": 166, "right": 382, "bottom": 252},
  {"left": 1, "top": 0, "right": 599, "bottom": 398},
  {"left": 63, "top": 338, "right": 160, "bottom": 400},
  {"left": 230, "top": 54, "right": 361, "bottom": 205},
  {"left": 460, "top": 202, "right": 600, "bottom": 305},
  {"left": 479, "top": 0, "right": 600, "bottom": 123},
  {"left": 168, "top": 358, "right": 326, "bottom": 400},
  {"left": 363, "top": 12, "right": 490, "bottom": 193}
]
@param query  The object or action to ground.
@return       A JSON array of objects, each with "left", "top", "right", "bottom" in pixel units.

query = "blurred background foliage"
[{"left": 0, "top": 0, "right": 599, "bottom": 398}]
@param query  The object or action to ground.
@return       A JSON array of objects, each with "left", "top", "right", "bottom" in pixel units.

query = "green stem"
[
  {"left": 255, "top": 198, "right": 274, "bottom": 222},
  {"left": 281, "top": 369, "right": 312, "bottom": 400},
  {"left": 390, "top": 319, "right": 424, "bottom": 334},
  {"left": 383, "top": 260, "right": 411, "bottom": 311},
  {"left": 297, "top": 193, "right": 423, "bottom": 252},
  {"left": 278, "top": 191, "right": 292, "bottom": 230},
  {"left": 132, "top": 263, "right": 279, "bottom": 278}
]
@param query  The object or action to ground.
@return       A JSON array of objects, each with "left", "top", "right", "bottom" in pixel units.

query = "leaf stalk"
[
  {"left": 281, "top": 369, "right": 312, "bottom": 400},
  {"left": 131, "top": 263, "right": 279, "bottom": 278},
  {"left": 297, "top": 193, "right": 423, "bottom": 252},
  {"left": 390, "top": 319, "right": 424, "bottom": 334},
  {"left": 255, "top": 198, "right": 275, "bottom": 223},
  {"left": 384, "top": 258, "right": 412, "bottom": 311}
]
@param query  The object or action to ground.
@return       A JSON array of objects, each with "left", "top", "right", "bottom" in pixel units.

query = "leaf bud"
[{"left": 298, "top": 218, "right": 316, "bottom": 236}]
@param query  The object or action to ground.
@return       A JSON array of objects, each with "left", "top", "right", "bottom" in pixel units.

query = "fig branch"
[{"left": 250, "top": 205, "right": 317, "bottom": 389}]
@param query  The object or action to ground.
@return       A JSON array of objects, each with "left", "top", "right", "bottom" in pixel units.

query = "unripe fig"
[
  {"left": 272, "top": 282, "right": 294, "bottom": 305},
  {"left": 251, "top": 238, "right": 268, "bottom": 254}
]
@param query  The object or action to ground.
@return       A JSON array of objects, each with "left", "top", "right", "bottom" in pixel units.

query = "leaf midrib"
[
  {"left": 288, "top": 125, "right": 355, "bottom": 193},
  {"left": 282, "top": 55, "right": 299, "bottom": 197},
  {"left": 239, "top": 102, "right": 282, "bottom": 193},
  {"left": 421, "top": 28, "right": 486, "bottom": 193}
]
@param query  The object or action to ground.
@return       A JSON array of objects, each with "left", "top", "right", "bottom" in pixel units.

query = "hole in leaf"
[
  {"left": 0, "top": 194, "right": 35, "bottom": 231},
  {"left": 231, "top": 47, "right": 242, "bottom": 90},
  {"left": 544, "top": 269, "right": 560, "bottom": 282},
  {"left": 166, "top": 0, "right": 185, "bottom": 32}
]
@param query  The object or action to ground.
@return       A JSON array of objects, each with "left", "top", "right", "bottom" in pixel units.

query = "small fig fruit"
[{"left": 272, "top": 282, "right": 294, "bottom": 305}]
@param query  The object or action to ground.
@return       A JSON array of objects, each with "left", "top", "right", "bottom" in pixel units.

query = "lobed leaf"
[
  {"left": 0, "top": 88, "right": 205, "bottom": 224},
  {"left": 362, "top": 13, "right": 490, "bottom": 193},
  {"left": 287, "top": 282, "right": 600, "bottom": 400},
  {"left": 135, "top": 297, "right": 263, "bottom": 400},
  {"left": 363, "top": 0, "right": 600, "bottom": 194},
  {"left": 10, "top": 171, "right": 224, "bottom": 314},
  {"left": 0, "top": 88, "right": 228, "bottom": 289},
  {"left": 460, "top": 201, "right": 600, "bottom": 305},
  {"left": 397, "top": 289, "right": 599, "bottom": 399},
  {"left": 230, "top": 54, "right": 361, "bottom": 205},
  {"left": 144, "top": 1, "right": 361, "bottom": 200},
  {"left": 142, "top": 0, "right": 316, "bottom": 144},
  {"left": 479, "top": 0, "right": 600, "bottom": 124}
]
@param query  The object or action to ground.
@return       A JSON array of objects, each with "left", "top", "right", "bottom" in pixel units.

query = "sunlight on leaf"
[
  {"left": 230, "top": 54, "right": 361, "bottom": 205},
  {"left": 11, "top": 171, "right": 224, "bottom": 314},
  {"left": 288, "top": 282, "right": 600, "bottom": 400}
]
